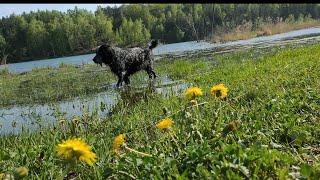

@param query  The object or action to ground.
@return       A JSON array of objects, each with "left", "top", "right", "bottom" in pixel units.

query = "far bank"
[{"left": 211, "top": 18, "right": 320, "bottom": 43}]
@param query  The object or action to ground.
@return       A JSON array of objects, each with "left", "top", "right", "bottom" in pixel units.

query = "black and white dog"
[{"left": 93, "top": 40, "right": 159, "bottom": 87}]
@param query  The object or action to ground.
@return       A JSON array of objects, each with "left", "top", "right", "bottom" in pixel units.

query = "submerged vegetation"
[
  {"left": 1, "top": 43, "right": 319, "bottom": 179},
  {"left": 0, "top": 65, "right": 115, "bottom": 107}
]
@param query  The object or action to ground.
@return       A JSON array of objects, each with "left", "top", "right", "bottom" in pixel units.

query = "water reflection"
[{"left": 0, "top": 75, "right": 188, "bottom": 135}]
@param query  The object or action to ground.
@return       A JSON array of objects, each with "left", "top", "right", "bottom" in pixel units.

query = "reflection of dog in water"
[
  {"left": 92, "top": 40, "right": 159, "bottom": 87},
  {"left": 108, "top": 83, "right": 157, "bottom": 116}
]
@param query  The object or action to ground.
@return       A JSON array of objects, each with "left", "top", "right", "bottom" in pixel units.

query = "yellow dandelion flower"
[
  {"left": 210, "top": 84, "right": 228, "bottom": 99},
  {"left": 112, "top": 134, "right": 126, "bottom": 153},
  {"left": 156, "top": 118, "right": 174, "bottom": 130},
  {"left": 58, "top": 119, "right": 66, "bottom": 124},
  {"left": 185, "top": 87, "right": 203, "bottom": 100},
  {"left": 12, "top": 167, "right": 28, "bottom": 179},
  {"left": 56, "top": 137, "right": 97, "bottom": 166}
]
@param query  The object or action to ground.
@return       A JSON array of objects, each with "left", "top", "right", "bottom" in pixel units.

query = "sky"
[{"left": 0, "top": 4, "right": 123, "bottom": 18}]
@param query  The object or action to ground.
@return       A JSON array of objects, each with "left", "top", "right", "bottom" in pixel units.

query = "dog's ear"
[
  {"left": 100, "top": 44, "right": 109, "bottom": 52},
  {"left": 100, "top": 44, "right": 115, "bottom": 59},
  {"left": 149, "top": 39, "right": 158, "bottom": 49}
]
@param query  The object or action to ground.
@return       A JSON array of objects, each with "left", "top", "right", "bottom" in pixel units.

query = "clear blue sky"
[{"left": 0, "top": 4, "right": 123, "bottom": 18}]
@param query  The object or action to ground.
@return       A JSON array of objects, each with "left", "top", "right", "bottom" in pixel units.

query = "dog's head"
[{"left": 92, "top": 44, "right": 114, "bottom": 66}]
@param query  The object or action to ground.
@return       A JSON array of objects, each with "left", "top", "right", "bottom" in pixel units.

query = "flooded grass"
[
  {"left": 0, "top": 57, "right": 208, "bottom": 108},
  {"left": 1, "top": 43, "right": 320, "bottom": 179},
  {"left": 0, "top": 64, "right": 116, "bottom": 107},
  {"left": 0, "top": 74, "right": 188, "bottom": 135}
]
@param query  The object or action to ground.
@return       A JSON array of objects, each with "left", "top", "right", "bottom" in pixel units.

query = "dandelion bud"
[
  {"left": 221, "top": 121, "right": 237, "bottom": 137},
  {"left": 12, "top": 167, "right": 28, "bottom": 179},
  {"left": 58, "top": 119, "right": 66, "bottom": 124},
  {"left": 11, "top": 121, "right": 17, "bottom": 128},
  {"left": 4, "top": 173, "right": 14, "bottom": 180},
  {"left": 72, "top": 118, "right": 81, "bottom": 123},
  {"left": 190, "top": 100, "right": 197, "bottom": 106},
  {"left": 0, "top": 173, "right": 6, "bottom": 180},
  {"left": 162, "top": 107, "right": 168, "bottom": 115}
]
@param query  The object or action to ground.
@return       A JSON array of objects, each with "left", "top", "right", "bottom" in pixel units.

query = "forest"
[{"left": 0, "top": 4, "right": 319, "bottom": 63}]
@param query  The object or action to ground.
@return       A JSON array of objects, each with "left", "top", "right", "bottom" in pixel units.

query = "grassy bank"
[
  {"left": 1, "top": 43, "right": 320, "bottom": 179},
  {"left": 212, "top": 19, "right": 320, "bottom": 43}
]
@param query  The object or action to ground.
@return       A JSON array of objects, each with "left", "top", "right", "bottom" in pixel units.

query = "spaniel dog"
[{"left": 93, "top": 40, "right": 159, "bottom": 87}]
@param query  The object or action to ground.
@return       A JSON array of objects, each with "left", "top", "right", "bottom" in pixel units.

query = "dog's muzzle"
[{"left": 93, "top": 56, "right": 102, "bottom": 67}]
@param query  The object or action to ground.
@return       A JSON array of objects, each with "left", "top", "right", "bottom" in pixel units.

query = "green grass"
[
  {"left": 1, "top": 44, "right": 320, "bottom": 179},
  {"left": 0, "top": 64, "right": 117, "bottom": 108}
]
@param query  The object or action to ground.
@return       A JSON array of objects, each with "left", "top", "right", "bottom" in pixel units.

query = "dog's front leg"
[
  {"left": 146, "top": 67, "right": 157, "bottom": 79},
  {"left": 116, "top": 71, "right": 127, "bottom": 87},
  {"left": 151, "top": 70, "right": 157, "bottom": 79}
]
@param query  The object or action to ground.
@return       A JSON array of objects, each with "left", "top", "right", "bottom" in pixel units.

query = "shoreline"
[
  {"left": 211, "top": 20, "right": 320, "bottom": 43},
  {"left": 5, "top": 50, "right": 95, "bottom": 65}
]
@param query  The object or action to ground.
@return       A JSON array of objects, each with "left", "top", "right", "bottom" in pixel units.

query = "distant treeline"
[{"left": 0, "top": 4, "right": 319, "bottom": 63}]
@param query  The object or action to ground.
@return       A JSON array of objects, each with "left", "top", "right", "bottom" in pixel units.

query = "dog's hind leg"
[
  {"left": 116, "top": 72, "right": 125, "bottom": 87},
  {"left": 124, "top": 75, "right": 130, "bottom": 85}
]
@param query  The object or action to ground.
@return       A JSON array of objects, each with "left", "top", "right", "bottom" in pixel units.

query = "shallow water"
[{"left": 0, "top": 75, "right": 188, "bottom": 135}]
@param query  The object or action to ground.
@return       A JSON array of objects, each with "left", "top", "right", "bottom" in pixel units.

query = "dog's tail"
[{"left": 149, "top": 39, "right": 158, "bottom": 50}]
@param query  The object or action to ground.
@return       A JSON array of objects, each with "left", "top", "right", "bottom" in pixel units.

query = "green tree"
[
  {"left": 118, "top": 18, "right": 150, "bottom": 46},
  {"left": 285, "top": 14, "right": 296, "bottom": 23},
  {"left": 0, "top": 35, "right": 8, "bottom": 64},
  {"left": 60, "top": 16, "right": 76, "bottom": 53},
  {"left": 71, "top": 9, "right": 96, "bottom": 51},
  {"left": 94, "top": 10, "right": 114, "bottom": 45},
  {"left": 153, "top": 24, "right": 164, "bottom": 40},
  {"left": 1, "top": 15, "right": 28, "bottom": 61},
  {"left": 297, "top": 13, "right": 304, "bottom": 22},
  {"left": 214, "top": 4, "right": 224, "bottom": 26},
  {"left": 26, "top": 18, "right": 47, "bottom": 58},
  {"left": 47, "top": 17, "right": 71, "bottom": 56}
]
